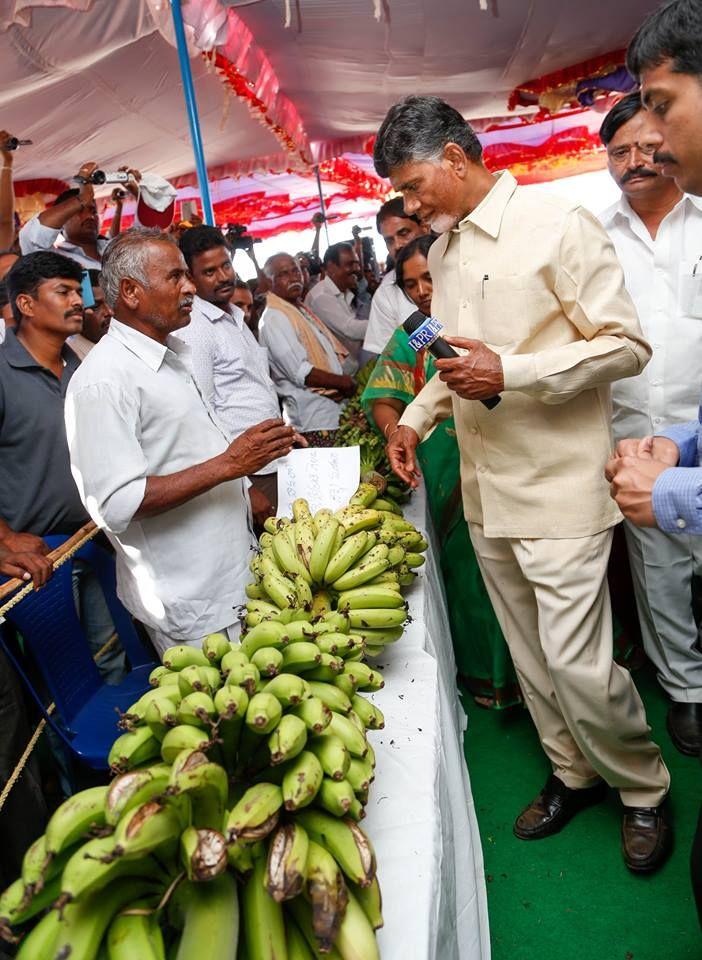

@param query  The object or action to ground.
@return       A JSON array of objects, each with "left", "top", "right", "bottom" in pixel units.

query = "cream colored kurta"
[{"left": 399, "top": 171, "right": 651, "bottom": 539}]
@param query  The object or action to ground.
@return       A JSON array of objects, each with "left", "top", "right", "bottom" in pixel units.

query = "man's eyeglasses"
[{"left": 608, "top": 143, "right": 658, "bottom": 163}]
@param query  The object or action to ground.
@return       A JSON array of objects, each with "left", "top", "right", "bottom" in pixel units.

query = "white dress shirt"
[
  {"left": 305, "top": 275, "right": 367, "bottom": 361},
  {"left": 19, "top": 215, "right": 109, "bottom": 269},
  {"left": 600, "top": 193, "right": 702, "bottom": 441},
  {"left": 64, "top": 319, "right": 255, "bottom": 641},
  {"left": 258, "top": 304, "right": 344, "bottom": 432},
  {"left": 175, "top": 295, "right": 281, "bottom": 474},
  {"left": 362, "top": 269, "right": 416, "bottom": 354}
]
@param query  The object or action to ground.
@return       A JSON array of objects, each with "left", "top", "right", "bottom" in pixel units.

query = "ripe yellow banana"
[
  {"left": 336, "top": 585, "right": 404, "bottom": 611},
  {"left": 331, "top": 545, "right": 390, "bottom": 592},
  {"left": 295, "top": 516, "right": 316, "bottom": 573},
  {"left": 333, "top": 508, "right": 382, "bottom": 536}
]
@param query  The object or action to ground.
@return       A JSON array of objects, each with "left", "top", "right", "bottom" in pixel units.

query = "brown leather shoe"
[
  {"left": 621, "top": 801, "right": 672, "bottom": 873},
  {"left": 514, "top": 774, "right": 607, "bottom": 840}
]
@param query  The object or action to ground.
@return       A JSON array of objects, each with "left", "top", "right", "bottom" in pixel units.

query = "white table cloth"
[{"left": 364, "top": 486, "right": 491, "bottom": 960}]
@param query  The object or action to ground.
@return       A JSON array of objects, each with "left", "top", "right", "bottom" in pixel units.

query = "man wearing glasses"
[{"left": 599, "top": 92, "right": 702, "bottom": 757}]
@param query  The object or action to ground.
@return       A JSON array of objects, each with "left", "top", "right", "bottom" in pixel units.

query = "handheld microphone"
[{"left": 403, "top": 311, "right": 501, "bottom": 410}]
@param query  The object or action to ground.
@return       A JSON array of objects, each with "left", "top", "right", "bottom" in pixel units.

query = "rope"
[{"left": 0, "top": 523, "right": 112, "bottom": 813}]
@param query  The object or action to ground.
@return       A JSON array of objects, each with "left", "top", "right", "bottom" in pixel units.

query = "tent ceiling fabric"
[{"left": 0, "top": 0, "right": 661, "bottom": 234}]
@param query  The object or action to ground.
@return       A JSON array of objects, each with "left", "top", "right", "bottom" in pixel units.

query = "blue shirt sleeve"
[
  {"left": 652, "top": 467, "right": 702, "bottom": 534},
  {"left": 655, "top": 420, "right": 700, "bottom": 468}
]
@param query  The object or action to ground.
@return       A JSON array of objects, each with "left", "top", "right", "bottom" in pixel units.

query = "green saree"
[{"left": 361, "top": 328, "right": 521, "bottom": 709}]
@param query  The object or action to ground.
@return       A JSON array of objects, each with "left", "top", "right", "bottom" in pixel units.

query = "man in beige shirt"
[{"left": 375, "top": 95, "right": 671, "bottom": 874}]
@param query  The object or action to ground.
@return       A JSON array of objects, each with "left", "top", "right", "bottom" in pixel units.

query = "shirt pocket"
[
  {"left": 678, "top": 262, "right": 702, "bottom": 319},
  {"left": 471, "top": 275, "right": 531, "bottom": 346}
]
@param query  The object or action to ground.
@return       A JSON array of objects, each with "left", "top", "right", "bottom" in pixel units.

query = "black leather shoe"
[
  {"left": 667, "top": 702, "right": 702, "bottom": 756},
  {"left": 622, "top": 801, "right": 671, "bottom": 873},
  {"left": 513, "top": 774, "right": 607, "bottom": 840}
]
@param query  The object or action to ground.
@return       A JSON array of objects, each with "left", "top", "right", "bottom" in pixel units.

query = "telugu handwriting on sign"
[{"left": 276, "top": 447, "right": 361, "bottom": 517}]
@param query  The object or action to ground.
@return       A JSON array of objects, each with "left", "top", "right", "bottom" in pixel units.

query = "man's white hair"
[{"left": 100, "top": 227, "right": 176, "bottom": 309}]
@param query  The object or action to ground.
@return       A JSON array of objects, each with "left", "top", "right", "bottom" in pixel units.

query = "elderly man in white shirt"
[
  {"left": 259, "top": 253, "right": 356, "bottom": 438},
  {"left": 362, "top": 198, "right": 430, "bottom": 356},
  {"left": 304, "top": 242, "right": 365, "bottom": 365},
  {"left": 599, "top": 92, "right": 702, "bottom": 756},
  {"left": 65, "top": 228, "right": 297, "bottom": 658},
  {"left": 175, "top": 226, "right": 282, "bottom": 525}
]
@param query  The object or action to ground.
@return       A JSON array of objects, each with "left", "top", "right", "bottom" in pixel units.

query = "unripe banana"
[
  {"left": 359, "top": 531, "right": 378, "bottom": 558},
  {"left": 262, "top": 569, "right": 298, "bottom": 609},
  {"left": 323, "top": 531, "right": 368, "bottom": 585},
  {"left": 180, "top": 825, "right": 228, "bottom": 882},
  {"left": 173, "top": 872, "right": 239, "bottom": 960},
  {"left": 266, "top": 821, "right": 309, "bottom": 902},
  {"left": 128, "top": 684, "right": 184, "bottom": 722},
  {"left": 342, "top": 662, "right": 384, "bottom": 692},
  {"left": 162, "top": 644, "right": 210, "bottom": 671},
  {"left": 14, "top": 905, "right": 61, "bottom": 960},
  {"left": 282, "top": 620, "right": 316, "bottom": 643},
  {"left": 291, "top": 696, "right": 332, "bottom": 734},
  {"left": 240, "top": 619, "right": 287, "bottom": 659},
  {"left": 282, "top": 750, "right": 324, "bottom": 810},
  {"left": 45, "top": 785, "right": 109, "bottom": 856},
  {"left": 50, "top": 878, "right": 158, "bottom": 960},
  {"left": 315, "top": 632, "right": 353, "bottom": 656},
  {"left": 346, "top": 757, "right": 374, "bottom": 794},
  {"left": 405, "top": 551, "right": 425, "bottom": 567},
  {"left": 225, "top": 661, "right": 260, "bottom": 696},
  {"left": 177, "top": 691, "right": 216, "bottom": 729},
  {"left": 112, "top": 799, "right": 185, "bottom": 859},
  {"left": 262, "top": 672, "right": 310, "bottom": 707},
  {"left": 202, "top": 633, "right": 232, "bottom": 666},
  {"left": 398, "top": 568, "right": 418, "bottom": 587},
  {"left": 169, "top": 750, "right": 228, "bottom": 829},
  {"left": 282, "top": 641, "right": 322, "bottom": 674},
  {"left": 336, "top": 585, "right": 404, "bottom": 611},
  {"left": 386, "top": 545, "right": 406, "bottom": 566},
  {"left": 246, "top": 598, "right": 281, "bottom": 619},
  {"left": 333, "top": 673, "right": 359, "bottom": 699},
  {"left": 306, "top": 733, "right": 351, "bottom": 781},
  {"left": 331, "top": 524, "right": 345, "bottom": 557},
  {"left": 0, "top": 874, "right": 61, "bottom": 930},
  {"left": 227, "top": 838, "right": 256, "bottom": 875},
  {"left": 311, "top": 589, "right": 333, "bottom": 618},
  {"left": 294, "top": 574, "right": 314, "bottom": 609},
  {"left": 287, "top": 896, "right": 343, "bottom": 960},
  {"left": 214, "top": 682, "right": 249, "bottom": 720},
  {"left": 160, "top": 724, "right": 211, "bottom": 764},
  {"left": 347, "top": 607, "right": 407, "bottom": 629},
  {"left": 351, "top": 695, "right": 385, "bottom": 730},
  {"left": 245, "top": 582, "right": 268, "bottom": 601},
  {"left": 316, "top": 777, "right": 355, "bottom": 817},
  {"left": 148, "top": 665, "right": 170, "bottom": 687},
  {"left": 372, "top": 497, "right": 401, "bottom": 513},
  {"left": 364, "top": 644, "right": 386, "bottom": 658},
  {"left": 313, "top": 507, "right": 334, "bottom": 528},
  {"left": 378, "top": 514, "right": 415, "bottom": 532},
  {"left": 268, "top": 713, "right": 308, "bottom": 765},
  {"left": 108, "top": 725, "right": 161, "bottom": 773},
  {"left": 264, "top": 515, "right": 288, "bottom": 535},
  {"left": 294, "top": 811, "right": 376, "bottom": 888},
  {"left": 243, "top": 850, "right": 287, "bottom": 960},
  {"left": 334, "top": 508, "right": 382, "bottom": 535},
  {"left": 105, "top": 764, "right": 171, "bottom": 827},
  {"left": 302, "top": 838, "right": 349, "bottom": 953},
  {"left": 349, "top": 876, "right": 383, "bottom": 931},
  {"left": 251, "top": 645, "right": 284, "bottom": 677},
  {"left": 328, "top": 712, "right": 368, "bottom": 759},
  {"left": 145, "top": 696, "right": 178, "bottom": 740},
  {"left": 348, "top": 482, "right": 379, "bottom": 508},
  {"left": 272, "top": 531, "right": 313, "bottom": 584},
  {"left": 56, "top": 834, "right": 164, "bottom": 905},
  {"left": 364, "top": 571, "right": 400, "bottom": 587},
  {"left": 309, "top": 517, "right": 341, "bottom": 584},
  {"left": 286, "top": 913, "right": 316, "bottom": 960},
  {"left": 345, "top": 625, "right": 403, "bottom": 645},
  {"left": 225, "top": 783, "right": 283, "bottom": 842},
  {"left": 331, "top": 545, "right": 390, "bottom": 592},
  {"left": 157, "top": 670, "right": 181, "bottom": 689},
  {"left": 220, "top": 647, "right": 250, "bottom": 676},
  {"left": 295, "top": 516, "right": 316, "bottom": 573},
  {"left": 106, "top": 906, "right": 166, "bottom": 960},
  {"left": 335, "top": 888, "right": 381, "bottom": 960},
  {"left": 20, "top": 833, "right": 64, "bottom": 894},
  {"left": 307, "top": 681, "right": 352, "bottom": 716},
  {"left": 177, "top": 664, "right": 213, "bottom": 699},
  {"left": 259, "top": 531, "right": 274, "bottom": 548},
  {"left": 245, "top": 692, "right": 283, "bottom": 735}
]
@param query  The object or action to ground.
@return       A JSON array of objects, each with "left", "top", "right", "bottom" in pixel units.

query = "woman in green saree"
[{"left": 361, "top": 235, "right": 521, "bottom": 709}]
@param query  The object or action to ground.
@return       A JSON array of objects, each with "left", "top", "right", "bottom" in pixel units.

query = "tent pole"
[
  {"left": 171, "top": 0, "right": 215, "bottom": 226},
  {"left": 314, "top": 164, "right": 330, "bottom": 247}
]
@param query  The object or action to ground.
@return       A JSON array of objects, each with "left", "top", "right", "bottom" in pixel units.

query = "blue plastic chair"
[{"left": 0, "top": 535, "right": 157, "bottom": 770}]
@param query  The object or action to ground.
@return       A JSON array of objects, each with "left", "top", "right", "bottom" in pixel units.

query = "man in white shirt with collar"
[
  {"left": 599, "top": 91, "right": 702, "bottom": 756},
  {"left": 65, "top": 228, "right": 297, "bottom": 657},
  {"left": 305, "top": 242, "right": 365, "bottom": 366},
  {"left": 175, "top": 226, "right": 282, "bottom": 524},
  {"left": 362, "top": 198, "right": 430, "bottom": 356}
]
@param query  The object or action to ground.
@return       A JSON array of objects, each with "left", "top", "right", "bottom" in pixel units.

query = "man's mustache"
[
  {"left": 621, "top": 166, "right": 658, "bottom": 183},
  {"left": 653, "top": 150, "right": 677, "bottom": 166},
  {"left": 66, "top": 308, "right": 84, "bottom": 319}
]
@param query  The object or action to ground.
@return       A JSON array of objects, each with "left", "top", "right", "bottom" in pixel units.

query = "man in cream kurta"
[{"left": 374, "top": 95, "right": 671, "bottom": 874}]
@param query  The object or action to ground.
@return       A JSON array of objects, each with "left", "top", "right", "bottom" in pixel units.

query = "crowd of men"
[{"left": 2, "top": 0, "right": 702, "bottom": 919}]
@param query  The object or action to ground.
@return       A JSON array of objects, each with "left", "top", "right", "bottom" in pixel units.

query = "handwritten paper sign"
[{"left": 276, "top": 446, "right": 361, "bottom": 517}]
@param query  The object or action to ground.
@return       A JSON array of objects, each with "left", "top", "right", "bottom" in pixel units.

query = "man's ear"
[
  {"left": 120, "top": 277, "right": 140, "bottom": 310},
  {"left": 442, "top": 142, "right": 469, "bottom": 178},
  {"left": 15, "top": 292, "right": 35, "bottom": 320}
]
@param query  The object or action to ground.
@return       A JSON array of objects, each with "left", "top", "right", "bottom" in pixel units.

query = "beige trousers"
[{"left": 469, "top": 523, "right": 670, "bottom": 808}]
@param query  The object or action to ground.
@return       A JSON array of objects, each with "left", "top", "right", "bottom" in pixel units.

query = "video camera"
[
  {"left": 225, "top": 223, "right": 262, "bottom": 254},
  {"left": 2, "top": 137, "right": 32, "bottom": 151},
  {"left": 74, "top": 170, "right": 131, "bottom": 186}
]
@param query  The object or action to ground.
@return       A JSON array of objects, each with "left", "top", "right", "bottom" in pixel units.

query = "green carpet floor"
[{"left": 461, "top": 668, "right": 702, "bottom": 960}]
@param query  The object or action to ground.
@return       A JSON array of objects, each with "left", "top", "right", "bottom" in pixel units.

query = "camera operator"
[
  {"left": 19, "top": 161, "right": 137, "bottom": 269},
  {"left": 0, "top": 130, "right": 18, "bottom": 252},
  {"left": 226, "top": 223, "right": 264, "bottom": 282}
]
